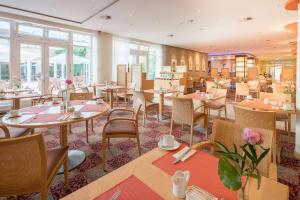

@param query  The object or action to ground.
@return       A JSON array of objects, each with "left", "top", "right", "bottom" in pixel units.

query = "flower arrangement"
[
  {"left": 65, "top": 79, "right": 73, "bottom": 85},
  {"left": 216, "top": 128, "right": 270, "bottom": 200}
]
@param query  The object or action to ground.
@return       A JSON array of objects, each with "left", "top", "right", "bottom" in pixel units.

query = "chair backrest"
[
  {"left": 234, "top": 105, "right": 276, "bottom": 132},
  {"left": 133, "top": 91, "right": 146, "bottom": 112},
  {"left": 172, "top": 97, "right": 194, "bottom": 125},
  {"left": 206, "top": 81, "right": 216, "bottom": 92},
  {"left": 0, "top": 134, "right": 47, "bottom": 196},
  {"left": 70, "top": 92, "right": 93, "bottom": 100},
  {"left": 0, "top": 124, "right": 10, "bottom": 138},
  {"left": 273, "top": 85, "right": 286, "bottom": 94},
  {"left": 236, "top": 82, "right": 250, "bottom": 96},
  {"left": 260, "top": 92, "right": 292, "bottom": 104},
  {"left": 81, "top": 87, "right": 90, "bottom": 93},
  {"left": 212, "top": 119, "right": 273, "bottom": 177},
  {"left": 210, "top": 88, "right": 227, "bottom": 105}
]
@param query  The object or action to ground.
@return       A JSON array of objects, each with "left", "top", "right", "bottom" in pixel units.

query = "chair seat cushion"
[
  {"left": 194, "top": 112, "right": 206, "bottom": 121},
  {"left": 46, "top": 147, "right": 68, "bottom": 178},
  {"left": 105, "top": 120, "right": 136, "bottom": 135},
  {"left": 0, "top": 127, "right": 30, "bottom": 138},
  {"left": 276, "top": 113, "right": 288, "bottom": 120},
  {"left": 206, "top": 102, "right": 225, "bottom": 109},
  {"left": 146, "top": 101, "right": 158, "bottom": 108}
]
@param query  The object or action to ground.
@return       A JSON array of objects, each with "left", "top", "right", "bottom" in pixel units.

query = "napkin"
[
  {"left": 186, "top": 185, "right": 218, "bottom": 200},
  {"left": 173, "top": 146, "right": 196, "bottom": 162}
]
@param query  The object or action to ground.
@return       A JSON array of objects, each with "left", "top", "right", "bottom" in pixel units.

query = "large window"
[
  {"left": 113, "top": 38, "right": 162, "bottom": 80},
  {"left": 72, "top": 33, "right": 92, "bottom": 87},
  {"left": 0, "top": 18, "right": 94, "bottom": 93}
]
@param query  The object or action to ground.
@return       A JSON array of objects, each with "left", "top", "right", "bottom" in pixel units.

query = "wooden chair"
[
  {"left": 273, "top": 85, "right": 286, "bottom": 94},
  {"left": 116, "top": 88, "right": 134, "bottom": 107},
  {"left": 0, "top": 124, "right": 32, "bottom": 139},
  {"left": 133, "top": 91, "right": 159, "bottom": 124},
  {"left": 31, "top": 87, "right": 63, "bottom": 106},
  {"left": 205, "top": 88, "right": 227, "bottom": 119},
  {"left": 235, "top": 82, "right": 250, "bottom": 102},
  {"left": 233, "top": 105, "right": 279, "bottom": 163},
  {"left": 260, "top": 92, "right": 292, "bottom": 136},
  {"left": 102, "top": 104, "right": 142, "bottom": 170},
  {"left": 205, "top": 81, "right": 216, "bottom": 92},
  {"left": 69, "top": 92, "right": 93, "bottom": 142},
  {"left": 0, "top": 134, "right": 68, "bottom": 200},
  {"left": 192, "top": 119, "right": 276, "bottom": 180},
  {"left": 170, "top": 97, "right": 208, "bottom": 145}
]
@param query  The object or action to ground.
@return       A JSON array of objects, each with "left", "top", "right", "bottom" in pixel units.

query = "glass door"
[
  {"left": 19, "top": 43, "right": 42, "bottom": 93},
  {"left": 48, "top": 46, "right": 67, "bottom": 94}
]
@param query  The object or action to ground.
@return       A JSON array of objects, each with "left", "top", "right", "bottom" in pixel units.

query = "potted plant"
[{"left": 216, "top": 128, "right": 270, "bottom": 200}]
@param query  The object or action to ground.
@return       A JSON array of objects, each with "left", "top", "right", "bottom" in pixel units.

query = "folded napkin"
[
  {"left": 173, "top": 146, "right": 196, "bottom": 162},
  {"left": 186, "top": 185, "right": 218, "bottom": 200}
]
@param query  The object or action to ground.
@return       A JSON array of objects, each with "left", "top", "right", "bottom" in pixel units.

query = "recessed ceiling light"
[
  {"left": 188, "top": 19, "right": 195, "bottom": 23},
  {"left": 129, "top": 13, "right": 133, "bottom": 17},
  {"left": 199, "top": 28, "right": 205, "bottom": 31},
  {"left": 179, "top": 22, "right": 183, "bottom": 25},
  {"left": 100, "top": 15, "right": 112, "bottom": 20},
  {"left": 167, "top": 34, "right": 174, "bottom": 37},
  {"left": 241, "top": 16, "right": 254, "bottom": 22},
  {"left": 129, "top": 23, "right": 134, "bottom": 26},
  {"left": 265, "top": 39, "right": 271, "bottom": 42}
]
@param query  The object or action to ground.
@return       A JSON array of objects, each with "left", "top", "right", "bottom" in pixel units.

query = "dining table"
[
  {"left": 0, "top": 88, "right": 34, "bottom": 94},
  {"left": 2, "top": 100, "right": 109, "bottom": 172},
  {"left": 61, "top": 146, "right": 289, "bottom": 200},
  {"left": 0, "top": 92, "right": 42, "bottom": 109},
  {"left": 96, "top": 84, "right": 125, "bottom": 109},
  {"left": 143, "top": 89, "right": 178, "bottom": 120}
]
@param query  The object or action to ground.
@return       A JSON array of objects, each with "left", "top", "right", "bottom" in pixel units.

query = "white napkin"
[
  {"left": 173, "top": 146, "right": 196, "bottom": 162},
  {"left": 186, "top": 185, "right": 218, "bottom": 200}
]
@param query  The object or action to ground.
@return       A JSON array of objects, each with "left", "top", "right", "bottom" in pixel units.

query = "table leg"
[
  {"left": 158, "top": 93, "right": 169, "bottom": 120},
  {"left": 13, "top": 98, "right": 20, "bottom": 110},
  {"left": 109, "top": 90, "right": 114, "bottom": 109},
  {"left": 58, "top": 124, "right": 85, "bottom": 173}
]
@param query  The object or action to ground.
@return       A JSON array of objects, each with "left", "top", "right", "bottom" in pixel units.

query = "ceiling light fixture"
[
  {"left": 167, "top": 34, "right": 175, "bottom": 37},
  {"left": 188, "top": 19, "right": 195, "bottom": 23},
  {"left": 100, "top": 15, "right": 112, "bottom": 20},
  {"left": 241, "top": 16, "right": 254, "bottom": 22},
  {"left": 199, "top": 28, "right": 205, "bottom": 31}
]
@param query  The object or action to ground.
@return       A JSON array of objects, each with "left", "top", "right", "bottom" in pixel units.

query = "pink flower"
[
  {"left": 65, "top": 79, "right": 73, "bottom": 85},
  {"left": 243, "top": 128, "right": 262, "bottom": 145}
]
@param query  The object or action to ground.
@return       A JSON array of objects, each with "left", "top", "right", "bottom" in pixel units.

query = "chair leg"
[
  {"left": 204, "top": 116, "right": 208, "bottom": 139},
  {"left": 235, "top": 95, "right": 237, "bottom": 102},
  {"left": 189, "top": 125, "right": 194, "bottom": 146},
  {"left": 91, "top": 119, "right": 94, "bottom": 131},
  {"left": 102, "top": 135, "right": 107, "bottom": 171},
  {"left": 108, "top": 138, "right": 111, "bottom": 149},
  {"left": 64, "top": 158, "right": 69, "bottom": 188},
  {"left": 40, "top": 188, "right": 48, "bottom": 200},
  {"left": 143, "top": 112, "right": 146, "bottom": 125},
  {"left": 85, "top": 120, "right": 89, "bottom": 143},
  {"left": 170, "top": 120, "right": 173, "bottom": 135},
  {"left": 69, "top": 124, "right": 71, "bottom": 134},
  {"left": 136, "top": 136, "right": 142, "bottom": 156},
  {"left": 284, "top": 121, "right": 287, "bottom": 132},
  {"left": 224, "top": 107, "right": 227, "bottom": 120},
  {"left": 157, "top": 107, "right": 159, "bottom": 121}
]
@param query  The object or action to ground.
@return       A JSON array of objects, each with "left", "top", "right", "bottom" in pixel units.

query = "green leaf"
[
  {"left": 217, "top": 151, "right": 243, "bottom": 161},
  {"left": 215, "top": 141, "right": 230, "bottom": 153},
  {"left": 241, "top": 145, "right": 256, "bottom": 163},
  {"left": 234, "top": 144, "right": 238, "bottom": 154},
  {"left": 255, "top": 169, "right": 262, "bottom": 190},
  {"left": 218, "top": 157, "right": 242, "bottom": 191},
  {"left": 257, "top": 148, "right": 270, "bottom": 164},
  {"left": 249, "top": 145, "right": 257, "bottom": 162}
]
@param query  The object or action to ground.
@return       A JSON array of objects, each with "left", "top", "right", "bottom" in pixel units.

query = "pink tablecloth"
[
  {"left": 20, "top": 105, "right": 50, "bottom": 114},
  {"left": 23, "top": 113, "right": 64, "bottom": 123},
  {"left": 79, "top": 104, "right": 107, "bottom": 112},
  {"left": 152, "top": 146, "right": 238, "bottom": 200},
  {"left": 94, "top": 175, "right": 163, "bottom": 200}
]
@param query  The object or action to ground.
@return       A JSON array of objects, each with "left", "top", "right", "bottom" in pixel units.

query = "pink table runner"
[
  {"left": 23, "top": 113, "right": 64, "bottom": 123},
  {"left": 79, "top": 104, "right": 107, "bottom": 112},
  {"left": 20, "top": 106, "right": 50, "bottom": 114},
  {"left": 94, "top": 175, "right": 163, "bottom": 200},
  {"left": 152, "top": 146, "right": 238, "bottom": 200}
]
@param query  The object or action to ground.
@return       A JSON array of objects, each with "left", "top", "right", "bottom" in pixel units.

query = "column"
[{"left": 295, "top": 3, "right": 300, "bottom": 158}]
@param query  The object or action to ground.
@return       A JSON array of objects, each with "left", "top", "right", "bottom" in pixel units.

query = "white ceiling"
[{"left": 0, "top": 0, "right": 297, "bottom": 58}]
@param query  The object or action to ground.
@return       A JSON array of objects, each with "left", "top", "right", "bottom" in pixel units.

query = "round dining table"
[
  {"left": 96, "top": 84, "right": 125, "bottom": 109},
  {"left": 0, "top": 92, "right": 42, "bottom": 109},
  {"left": 2, "top": 100, "right": 109, "bottom": 172}
]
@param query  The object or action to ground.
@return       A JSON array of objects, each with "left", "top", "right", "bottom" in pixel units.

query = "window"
[
  {"left": 72, "top": 33, "right": 92, "bottom": 86},
  {"left": 0, "top": 38, "right": 10, "bottom": 80},
  {"left": 0, "top": 21, "right": 10, "bottom": 37},
  {"left": 73, "top": 33, "right": 91, "bottom": 47},
  {"left": 18, "top": 24, "right": 44, "bottom": 37},
  {"left": 48, "top": 29, "right": 69, "bottom": 41}
]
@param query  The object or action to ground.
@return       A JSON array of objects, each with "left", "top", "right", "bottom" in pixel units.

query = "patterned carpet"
[{"left": 2, "top": 101, "right": 300, "bottom": 200}]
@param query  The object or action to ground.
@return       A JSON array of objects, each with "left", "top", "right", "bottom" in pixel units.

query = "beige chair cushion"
[
  {"left": 206, "top": 102, "right": 225, "bottom": 110},
  {"left": 0, "top": 127, "right": 30, "bottom": 138},
  {"left": 46, "top": 147, "right": 68, "bottom": 178},
  {"left": 105, "top": 120, "right": 136, "bottom": 135},
  {"left": 276, "top": 113, "right": 288, "bottom": 120},
  {"left": 194, "top": 112, "right": 206, "bottom": 121}
]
